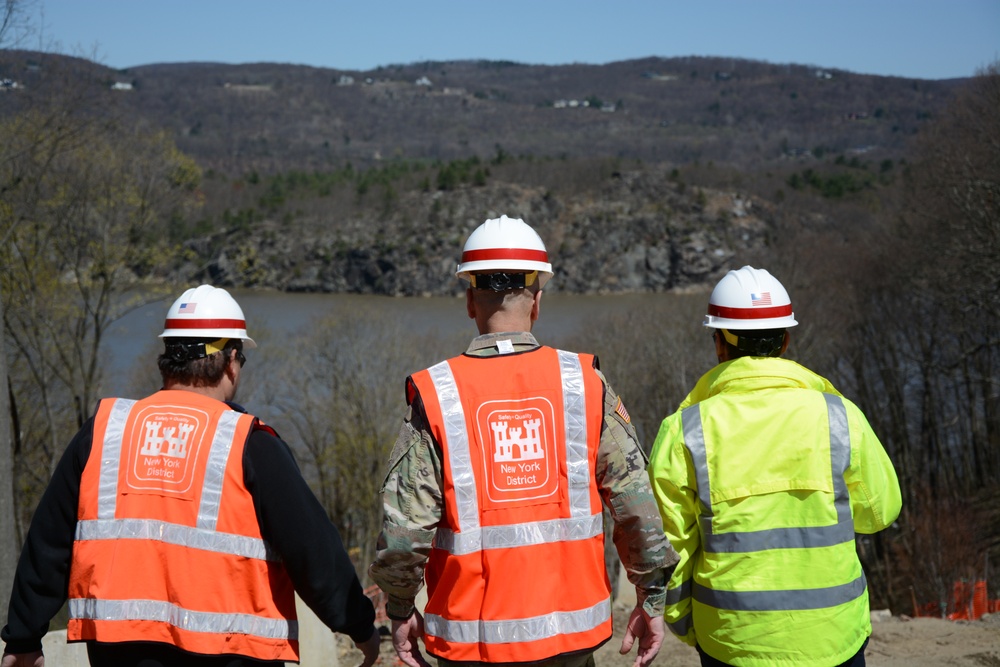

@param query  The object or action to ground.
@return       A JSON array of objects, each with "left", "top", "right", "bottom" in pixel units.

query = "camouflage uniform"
[{"left": 370, "top": 331, "right": 679, "bottom": 630}]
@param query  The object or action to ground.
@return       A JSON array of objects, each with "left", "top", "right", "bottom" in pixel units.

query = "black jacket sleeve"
[
  {"left": 1, "top": 419, "right": 94, "bottom": 653},
  {"left": 2, "top": 412, "right": 377, "bottom": 653},
  {"left": 243, "top": 428, "right": 376, "bottom": 643}
]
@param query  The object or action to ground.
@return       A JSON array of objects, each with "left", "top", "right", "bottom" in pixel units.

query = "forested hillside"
[
  {"left": 2, "top": 51, "right": 965, "bottom": 173},
  {"left": 1, "top": 45, "right": 997, "bottom": 622},
  {"left": 0, "top": 50, "right": 963, "bottom": 295},
  {"left": 122, "top": 56, "right": 962, "bottom": 173}
]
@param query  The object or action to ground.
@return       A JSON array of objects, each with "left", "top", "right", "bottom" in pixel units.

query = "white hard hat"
[
  {"left": 456, "top": 215, "right": 553, "bottom": 288},
  {"left": 160, "top": 285, "right": 257, "bottom": 348},
  {"left": 703, "top": 266, "right": 798, "bottom": 330}
]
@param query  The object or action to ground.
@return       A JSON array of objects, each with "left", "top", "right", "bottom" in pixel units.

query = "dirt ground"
[{"left": 338, "top": 605, "right": 1000, "bottom": 667}]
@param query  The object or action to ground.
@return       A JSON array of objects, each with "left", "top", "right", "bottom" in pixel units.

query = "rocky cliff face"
[{"left": 184, "top": 166, "right": 772, "bottom": 296}]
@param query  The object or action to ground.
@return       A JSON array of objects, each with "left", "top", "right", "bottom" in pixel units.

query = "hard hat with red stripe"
[
  {"left": 456, "top": 215, "right": 553, "bottom": 287},
  {"left": 159, "top": 284, "right": 257, "bottom": 348},
  {"left": 703, "top": 266, "right": 798, "bottom": 330}
]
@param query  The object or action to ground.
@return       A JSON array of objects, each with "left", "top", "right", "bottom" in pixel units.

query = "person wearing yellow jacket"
[{"left": 648, "top": 266, "right": 901, "bottom": 667}]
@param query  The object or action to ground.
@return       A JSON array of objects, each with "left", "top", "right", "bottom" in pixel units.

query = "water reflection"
[{"left": 104, "top": 290, "right": 697, "bottom": 397}]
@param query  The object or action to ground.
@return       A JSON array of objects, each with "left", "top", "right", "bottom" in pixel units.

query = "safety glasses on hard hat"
[
  {"left": 213, "top": 338, "right": 247, "bottom": 367},
  {"left": 470, "top": 271, "right": 538, "bottom": 292}
]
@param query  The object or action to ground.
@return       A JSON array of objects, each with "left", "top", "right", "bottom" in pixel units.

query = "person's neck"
[
  {"left": 479, "top": 317, "right": 532, "bottom": 335},
  {"left": 162, "top": 382, "right": 231, "bottom": 403}
]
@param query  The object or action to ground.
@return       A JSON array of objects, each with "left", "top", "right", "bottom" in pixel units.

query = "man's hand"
[
  {"left": 355, "top": 627, "right": 381, "bottom": 667},
  {"left": 391, "top": 611, "right": 432, "bottom": 667},
  {"left": 1, "top": 651, "right": 44, "bottom": 667},
  {"left": 619, "top": 605, "right": 665, "bottom": 667}
]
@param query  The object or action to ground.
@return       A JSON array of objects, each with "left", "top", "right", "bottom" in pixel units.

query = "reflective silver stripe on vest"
[
  {"left": 430, "top": 352, "right": 597, "bottom": 549},
  {"left": 681, "top": 395, "right": 855, "bottom": 554},
  {"left": 97, "top": 399, "right": 137, "bottom": 519},
  {"left": 75, "top": 518, "right": 280, "bottom": 561},
  {"left": 425, "top": 597, "right": 610, "bottom": 645},
  {"left": 434, "top": 513, "right": 603, "bottom": 555},
  {"left": 198, "top": 410, "right": 241, "bottom": 531},
  {"left": 68, "top": 597, "right": 297, "bottom": 640},
  {"left": 825, "top": 393, "right": 854, "bottom": 527},
  {"left": 681, "top": 405, "right": 712, "bottom": 519},
  {"left": 85, "top": 401, "right": 276, "bottom": 562},
  {"left": 428, "top": 360, "right": 480, "bottom": 534},
  {"left": 694, "top": 572, "right": 868, "bottom": 611},
  {"left": 557, "top": 350, "right": 591, "bottom": 518}
]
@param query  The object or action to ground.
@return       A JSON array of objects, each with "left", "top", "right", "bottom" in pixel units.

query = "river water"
[{"left": 105, "top": 290, "right": 689, "bottom": 397}]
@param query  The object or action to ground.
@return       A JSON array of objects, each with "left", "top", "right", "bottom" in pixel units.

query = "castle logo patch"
[
  {"left": 125, "top": 405, "right": 209, "bottom": 495},
  {"left": 477, "top": 397, "right": 559, "bottom": 504}
]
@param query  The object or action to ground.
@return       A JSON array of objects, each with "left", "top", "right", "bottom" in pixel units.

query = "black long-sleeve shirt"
[{"left": 1, "top": 402, "right": 375, "bottom": 666}]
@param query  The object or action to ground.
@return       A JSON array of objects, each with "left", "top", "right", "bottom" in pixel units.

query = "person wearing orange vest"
[
  {"left": 369, "top": 216, "right": 679, "bottom": 667},
  {"left": 1, "top": 285, "right": 381, "bottom": 667}
]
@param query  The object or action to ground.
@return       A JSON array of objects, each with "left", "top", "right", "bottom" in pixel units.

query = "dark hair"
[
  {"left": 158, "top": 338, "right": 243, "bottom": 387},
  {"left": 720, "top": 328, "right": 786, "bottom": 358}
]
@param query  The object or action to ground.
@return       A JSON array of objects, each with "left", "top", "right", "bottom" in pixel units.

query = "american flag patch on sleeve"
[{"left": 615, "top": 398, "right": 631, "bottom": 424}]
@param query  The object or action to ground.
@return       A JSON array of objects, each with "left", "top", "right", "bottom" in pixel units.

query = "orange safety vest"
[
  {"left": 67, "top": 390, "right": 298, "bottom": 662},
  {"left": 408, "top": 346, "right": 611, "bottom": 663}
]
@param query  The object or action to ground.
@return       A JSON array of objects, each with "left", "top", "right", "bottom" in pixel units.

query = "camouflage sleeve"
[
  {"left": 368, "top": 401, "right": 443, "bottom": 620},
  {"left": 594, "top": 369, "right": 680, "bottom": 617}
]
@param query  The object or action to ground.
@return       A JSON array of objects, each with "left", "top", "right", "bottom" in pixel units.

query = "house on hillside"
[
  {"left": 110, "top": 81, "right": 133, "bottom": 91},
  {"left": 223, "top": 83, "right": 272, "bottom": 93},
  {"left": 337, "top": 75, "right": 355, "bottom": 86},
  {"left": 642, "top": 71, "right": 678, "bottom": 81},
  {"left": 415, "top": 76, "right": 432, "bottom": 86}
]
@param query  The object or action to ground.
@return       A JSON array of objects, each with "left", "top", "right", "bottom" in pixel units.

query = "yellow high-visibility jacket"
[{"left": 649, "top": 356, "right": 901, "bottom": 667}]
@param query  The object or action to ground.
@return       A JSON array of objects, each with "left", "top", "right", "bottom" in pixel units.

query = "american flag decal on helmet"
[
  {"left": 751, "top": 292, "right": 772, "bottom": 306},
  {"left": 615, "top": 398, "right": 631, "bottom": 424}
]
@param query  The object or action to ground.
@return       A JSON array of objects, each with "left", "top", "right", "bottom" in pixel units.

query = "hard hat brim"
[
  {"left": 159, "top": 330, "right": 257, "bottom": 349},
  {"left": 457, "top": 261, "right": 553, "bottom": 288},
  {"left": 703, "top": 314, "right": 798, "bottom": 330}
]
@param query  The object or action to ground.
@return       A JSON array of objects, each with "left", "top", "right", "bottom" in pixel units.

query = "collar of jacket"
[
  {"left": 679, "top": 356, "right": 845, "bottom": 409},
  {"left": 465, "top": 331, "right": 539, "bottom": 356}
]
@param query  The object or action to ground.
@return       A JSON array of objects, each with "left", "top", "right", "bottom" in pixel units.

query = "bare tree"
[
  {"left": 1, "top": 114, "right": 201, "bottom": 533},
  {"left": 842, "top": 63, "right": 1000, "bottom": 614},
  {"left": 0, "top": 0, "right": 35, "bottom": 49},
  {"left": 0, "top": 47, "right": 203, "bottom": 558},
  {"left": 249, "top": 307, "right": 458, "bottom": 582},
  {"left": 0, "top": 0, "right": 40, "bottom": 606}
]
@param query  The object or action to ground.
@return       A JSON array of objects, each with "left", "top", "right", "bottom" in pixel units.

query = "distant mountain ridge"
[
  {"left": 0, "top": 51, "right": 964, "bottom": 175},
  {"left": 129, "top": 56, "right": 966, "bottom": 173},
  {"left": 0, "top": 50, "right": 969, "bottom": 296}
]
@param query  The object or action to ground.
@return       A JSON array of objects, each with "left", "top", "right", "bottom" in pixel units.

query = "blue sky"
[{"left": 28, "top": 1, "right": 1000, "bottom": 80}]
